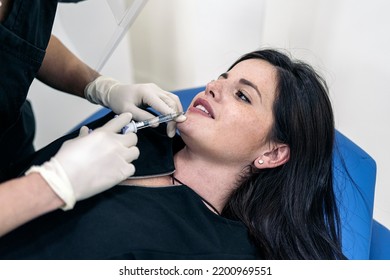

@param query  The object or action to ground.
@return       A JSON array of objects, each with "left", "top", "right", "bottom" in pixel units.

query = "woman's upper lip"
[{"left": 193, "top": 98, "right": 215, "bottom": 119}]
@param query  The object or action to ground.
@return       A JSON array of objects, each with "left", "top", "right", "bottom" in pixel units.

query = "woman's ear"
[{"left": 254, "top": 144, "right": 290, "bottom": 169}]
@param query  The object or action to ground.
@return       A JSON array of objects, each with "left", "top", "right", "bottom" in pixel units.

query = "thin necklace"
[{"left": 171, "top": 174, "right": 221, "bottom": 216}]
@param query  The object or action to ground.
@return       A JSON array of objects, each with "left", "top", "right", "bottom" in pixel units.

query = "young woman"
[{"left": 0, "top": 49, "right": 346, "bottom": 260}]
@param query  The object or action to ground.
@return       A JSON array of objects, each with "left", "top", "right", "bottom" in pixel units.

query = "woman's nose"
[{"left": 205, "top": 80, "right": 222, "bottom": 100}]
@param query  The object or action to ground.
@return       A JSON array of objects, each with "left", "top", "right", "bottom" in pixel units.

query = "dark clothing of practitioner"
[
  {"left": 0, "top": 112, "right": 259, "bottom": 260},
  {"left": 0, "top": 0, "right": 83, "bottom": 182},
  {"left": 0, "top": 0, "right": 58, "bottom": 182}
]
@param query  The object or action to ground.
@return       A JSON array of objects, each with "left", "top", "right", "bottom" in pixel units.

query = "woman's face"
[{"left": 177, "top": 59, "right": 278, "bottom": 167}]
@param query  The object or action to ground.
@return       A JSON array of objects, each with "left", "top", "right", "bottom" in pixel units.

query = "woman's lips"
[{"left": 191, "top": 98, "right": 215, "bottom": 119}]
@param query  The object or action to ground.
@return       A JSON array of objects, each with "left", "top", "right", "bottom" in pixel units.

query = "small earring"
[{"left": 258, "top": 159, "right": 264, "bottom": 165}]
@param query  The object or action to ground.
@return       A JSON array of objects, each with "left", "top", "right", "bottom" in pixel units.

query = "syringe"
[{"left": 121, "top": 112, "right": 184, "bottom": 134}]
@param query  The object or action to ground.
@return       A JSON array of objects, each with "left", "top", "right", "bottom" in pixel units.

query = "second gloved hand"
[
  {"left": 84, "top": 76, "right": 186, "bottom": 137},
  {"left": 26, "top": 113, "right": 139, "bottom": 210}
]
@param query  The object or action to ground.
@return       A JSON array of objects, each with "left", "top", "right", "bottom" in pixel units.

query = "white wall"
[
  {"left": 29, "top": 0, "right": 389, "bottom": 229},
  {"left": 129, "top": 0, "right": 266, "bottom": 90}
]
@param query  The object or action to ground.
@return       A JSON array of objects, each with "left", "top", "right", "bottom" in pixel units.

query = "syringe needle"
[{"left": 121, "top": 112, "right": 184, "bottom": 134}]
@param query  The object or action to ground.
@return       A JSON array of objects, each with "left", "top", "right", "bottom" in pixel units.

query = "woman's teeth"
[{"left": 195, "top": 104, "right": 211, "bottom": 117}]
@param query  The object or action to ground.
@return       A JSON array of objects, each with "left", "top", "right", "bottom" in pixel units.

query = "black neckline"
[{"left": 171, "top": 175, "right": 221, "bottom": 216}]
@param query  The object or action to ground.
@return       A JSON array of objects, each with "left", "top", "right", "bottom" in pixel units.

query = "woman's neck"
[{"left": 173, "top": 146, "right": 242, "bottom": 214}]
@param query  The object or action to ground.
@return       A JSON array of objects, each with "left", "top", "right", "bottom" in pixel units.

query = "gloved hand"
[
  {"left": 25, "top": 113, "right": 139, "bottom": 210},
  {"left": 84, "top": 76, "right": 186, "bottom": 137}
]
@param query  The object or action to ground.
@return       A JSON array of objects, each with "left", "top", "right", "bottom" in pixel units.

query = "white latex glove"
[
  {"left": 84, "top": 76, "right": 186, "bottom": 137},
  {"left": 25, "top": 113, "right": 139, "bottom": 210}
]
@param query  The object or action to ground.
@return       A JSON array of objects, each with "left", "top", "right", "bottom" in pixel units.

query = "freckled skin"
[{"left": 177, "top": 59, "right": 278, "bottom": 167}]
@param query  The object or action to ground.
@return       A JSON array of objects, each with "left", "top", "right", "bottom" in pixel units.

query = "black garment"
[
  {"left": 0, "top": 0, "right": 84, "bottom": 182},
  {"left": 0, "top": 0, "right": 58, "bottom": 182},
  {"left": 0, "top": 112, "right": 259, "bottom": 260}
]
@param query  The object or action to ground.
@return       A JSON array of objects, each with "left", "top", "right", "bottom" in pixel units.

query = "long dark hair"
[{"left": 222, "top": 49, "right": 346, "bottom": 259}]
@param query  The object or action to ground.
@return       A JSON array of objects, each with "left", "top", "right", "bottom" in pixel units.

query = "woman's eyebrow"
[
  {"left": 219, "top": 72, "right": 228, "bottom": 79},
  {"left": 239, "top": 78, "right": 262, "bottom": 100},
  {"left": 220, "top": 72, "right": 262, "bottom": 100}
]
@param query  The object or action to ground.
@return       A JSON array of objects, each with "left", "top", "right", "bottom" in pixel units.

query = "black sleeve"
[{"left": 10, "top": 111, "right": 116, "bottom": 178}]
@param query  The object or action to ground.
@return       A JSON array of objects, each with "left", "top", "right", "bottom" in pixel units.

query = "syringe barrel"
[{"left": 121, "top": 121, "right": 137, "bottom": 134}]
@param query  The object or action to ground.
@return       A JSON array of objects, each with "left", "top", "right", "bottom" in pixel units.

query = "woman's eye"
[{"left": 236, "top": 90, "right": 251, "bottom": 103}]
